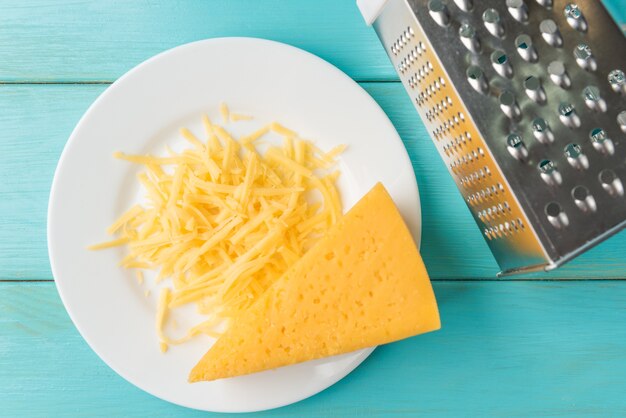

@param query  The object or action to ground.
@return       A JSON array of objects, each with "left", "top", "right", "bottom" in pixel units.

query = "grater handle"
[{"left": 357, "top": 0, "right": 389, "bottom": 25}]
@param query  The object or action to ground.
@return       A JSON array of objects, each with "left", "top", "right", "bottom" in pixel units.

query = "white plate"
[{"left": 48, "top": 38, "right": 420, "bottom": 413}]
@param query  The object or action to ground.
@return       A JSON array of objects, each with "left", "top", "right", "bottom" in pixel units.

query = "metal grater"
[{"left": 358, "top": 0, "right": 626, "bottom": 276}]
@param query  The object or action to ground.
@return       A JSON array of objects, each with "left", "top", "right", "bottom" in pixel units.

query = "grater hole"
[
  {"left": 583, "top": 86, "right": 607, "bottom": 112},
  {"left": 538, "top": 160, "right": 563, "bottom": 186},
  {"left": 574, "top": 44, "right": 596, "bottom": 71},
  {"left": 532, "top": 117, "right": 553, "bottom": 145},
  {"left": 599, "top": 169, "right": 616, "bottom": 184},
  {"left": 590, "top": 128, "right": 615, "bottom": 156},
  {"left": 499, "top": 90, "right": 521, "bottom": 120},
  {"left": 524, "top": 76, "right": 547, "bottom": 103},
  {"left": 507, "top": 0, "right": 529, "bottom": 23},
  {"left": 548, "top": 61, "right": 571, "bottom": 89},
  {"left": 483, "top": 8, "right": 504, "bottom": 38},
  {"left": 564, "top": 143, "right": 582, "bottom": 157},
  {"left": 545, "top": 202, "right": 561, "bottom": 217},
  {"left": 564, "top": 3, "right": 587, "bottom": 32},
  {"left": 467, "top": 65, "right": 488, "bottom": 94},
  {"left": 545, "top": 202, "right": 569, "bottom": 228},
  {"left": 558, "top": 102, "right": 581, "bottom": 128},
  {"left": 564, "top": 143, "right": 589, "bottom": 170},
  {"left": 428, "top": 0, "right": 451, "bottom": 27},
  {"left": 459, "top": 23, "right": 481, "bottom": 53},
  {"left": 572, "top": 185, "right": 597, "bottom": 213},
  {"left": 540, "top": 19, "right": 563, "bottom": 47},
  {"left": 599, "top": 169, "right": 624, "bottom": 197},
  {"left": 572, "top": 185, "right": 589, "bottom": 200},
  {"left": 507, "top": 133, "right": 529, "bottom": 161},
  {"left": 608, "top": 69, "right": 626, "bottom": 94},
  {"left": 516, "top": 34, "right": 538, "bottom": 62}
]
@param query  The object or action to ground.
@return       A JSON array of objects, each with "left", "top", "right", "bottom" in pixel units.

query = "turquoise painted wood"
[
  {"left": 0, "top": 0, "right": 390, "bottom": 82},
  {"left": 2, "top": 281, "right": 626, "bottom": 417},
  {"left": 1, "top": 0, "right": 626, "bottom": 417},
  {"left": 2, "top": 84, "right": 625, "bottom": 280},
  {"left": 0, "top": 1, "right": 623, "bottom": 83}
]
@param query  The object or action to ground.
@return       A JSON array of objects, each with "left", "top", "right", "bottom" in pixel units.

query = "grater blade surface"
[{"left": 366, "top": 0, "right": 626, "bottom": 275}]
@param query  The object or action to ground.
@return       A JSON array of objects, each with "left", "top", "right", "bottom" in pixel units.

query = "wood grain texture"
[
  {"left": 0, "top": 0, "right": 391, "bottom": 82},
  {"left": 2, "top": 84, "right": 625, "bottom": 280},
  {"left": 2, "top": 281, "right": 625, "bottom": 417},
  {"left": 0, "top": 1, "right": 623, "bottom": 83},
  {"left": 0, "top": 84, "right": 106, "bottom": 279}
]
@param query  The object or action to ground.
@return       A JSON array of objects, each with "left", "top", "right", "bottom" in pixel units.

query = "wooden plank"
[
  {"left": 2, "top": 281, "right": 625, "bottom": 417},
  {"left": 0, "top": 85, "right": 106, "bottom": 279},
  {"left": 0, "top": 1, "right": 623, "bottom": 83},
  {"left": 1, "top": 83, "right": 625, "bottom": 280},
  {"left": 0, "top": 0, "right": 392, "bottom": 82}
]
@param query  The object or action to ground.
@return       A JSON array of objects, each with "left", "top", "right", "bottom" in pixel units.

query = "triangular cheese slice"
[{"left": 189, "top": 183, "right": 440, "bottom": 382}]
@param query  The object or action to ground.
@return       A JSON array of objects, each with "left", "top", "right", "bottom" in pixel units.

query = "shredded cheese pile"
[{"left": 90, "top": 108, "right": 344, "bottom": 349}]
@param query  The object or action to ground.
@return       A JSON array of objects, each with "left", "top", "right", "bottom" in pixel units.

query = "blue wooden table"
[{"left": 1, "top": 1, "right": 626, "bottom": 416}]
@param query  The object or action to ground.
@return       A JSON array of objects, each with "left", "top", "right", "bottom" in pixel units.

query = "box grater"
[{"left": 358, "top": 0, "right": 626, "bottom": 276}]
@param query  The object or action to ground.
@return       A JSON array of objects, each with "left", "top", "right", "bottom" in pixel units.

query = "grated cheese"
[
  {"left": 90, "top": 107, "right": 344, "bottom": 350},
  {"left": 87, "top": 236, "right": 130, "bottom": 250},
  {"left": 219, "top": 103, "right": 230, "bottom": 124},
  {"left": 230, "top": 113, "right": 253, "bottom": 122}
]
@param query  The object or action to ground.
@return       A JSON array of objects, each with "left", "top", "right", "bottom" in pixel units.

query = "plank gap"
[
  {"left": 2, "top": 278, "right": 626, "bottom": 284},
  {"left": 0, "top": 81, "right": 114, "bottom": 85},
  {"left": 0, "top": 78, "right": 402, "bottom": 85}
]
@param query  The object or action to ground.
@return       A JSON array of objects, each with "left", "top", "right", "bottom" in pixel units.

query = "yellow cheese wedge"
[{"left": 189, "top": 183, "right": 440, "bottom": 382}]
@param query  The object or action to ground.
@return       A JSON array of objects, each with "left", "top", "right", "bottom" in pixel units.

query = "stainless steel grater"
[{"left": 358, "top": 0, "right": 626, "bottom": 276}]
